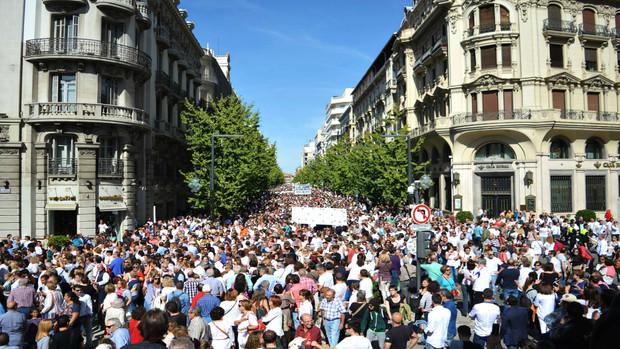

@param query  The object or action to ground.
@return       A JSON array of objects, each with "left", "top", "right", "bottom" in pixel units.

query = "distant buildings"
[
  {"left": 305, "top": 0, "right": 620, "bottom": 217},
  {"left": 0, "top": 0, "right": 233, "bottom": 237}
]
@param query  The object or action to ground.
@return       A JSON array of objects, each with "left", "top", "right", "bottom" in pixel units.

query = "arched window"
[
  {"left": 500, "top": 6, "right": 510, "bottom": 30},
  {"left": 475, "top": 143, "right": 516, "bottom": 161},
  {"left": 550, "top": 138, "right": 570, "bottom": 159},
  {"left": 479, "top": 5, "right": 495, "bottom": 33},
  {"left": 585, "top": 138, "right": 604, "bottom": 159},
  {"left": 582, "top": 8, "right": 596, "bottom": 34}
]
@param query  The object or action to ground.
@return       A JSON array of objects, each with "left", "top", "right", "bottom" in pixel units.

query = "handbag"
[{"left": 248, "top": 320, "right": 266, "bottom": 333}]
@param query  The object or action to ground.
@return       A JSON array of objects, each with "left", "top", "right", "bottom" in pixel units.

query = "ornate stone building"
[
  {"left": 350, "top": 0, "right": 620, "bottom": 216},
  {"left": 0, "top": 0, "right": 232, "bottom": 237}
]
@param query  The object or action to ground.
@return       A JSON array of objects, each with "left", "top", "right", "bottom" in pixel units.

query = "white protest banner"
[
  {"left": 291, "top": 206, "right": 348, "bottom": 226},
  {"left": 293, "top": 183, "right": 312, "bottom": 195}
]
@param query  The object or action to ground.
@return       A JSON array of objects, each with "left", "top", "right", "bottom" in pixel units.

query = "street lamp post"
[{"left": 210, "top": 133, "right": 243, "bottom": 217}]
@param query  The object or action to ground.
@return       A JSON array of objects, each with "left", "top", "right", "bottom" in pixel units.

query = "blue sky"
[{"left": 183, "top": 0, "right": 408, "bottom": 173}]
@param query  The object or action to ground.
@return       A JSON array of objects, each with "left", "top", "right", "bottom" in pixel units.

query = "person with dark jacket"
[
  {"left": 550, "top": 301, "right": 592, "bottom": 349},
  {"left": 495, "top": 260, "right": 520, "bottom": 301},
  {"left": 121, "top": 309, "right": 169, "bottom": 349},
  {"left": 501, "top": 296, "right": 528, "bottom": 349}
]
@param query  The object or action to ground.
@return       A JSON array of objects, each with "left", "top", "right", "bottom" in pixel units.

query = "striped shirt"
[{"left": 8, "top": 286, "right": 35, "bottom": 308}]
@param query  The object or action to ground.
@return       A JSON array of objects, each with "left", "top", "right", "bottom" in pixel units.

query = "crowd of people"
[{"left": 0, "top": 185, "right": 619, "bottom": 349}]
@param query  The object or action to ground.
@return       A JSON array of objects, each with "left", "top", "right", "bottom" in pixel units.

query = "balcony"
[
  {"left": 414, "top": 37, "right": 447, "bottom": 73},
  {"left": 49, "top": 158, "right": 76, "bottom": 177},
  {"left": 98, "top": 158, "right": 124, "bottom": 177},
  {"left": 25, "top": 38, "right": 151, "bottom": 75},
  {"left": 452, "top": 110, "right": 532, "bottom": 126},
  {"left": 578, "top": 24, "right": 610, "bottom": 44},
  {"left": 42, "top": 0, "right": 87, "bottom": 12},
  {"left": 136, "top": 2, "right": 152, "bottom": 29},
  {"left": 466, "top": 22, "right": 515, "bottom": 38},
  {"left": 543, "top": 19, "right": 577, "bottom": 40},
  {"left": 156, "top": 71, "right": 171, "bottom": 92},
  {"left": 585, "top": 61, "right": 598, "bottom": 72},
  {"left": 611, "top": 28, "right": 620, "bottom": 46},
  {"left": 25, "top": 103, "right": 149, "bottom": 128},
  {"left": 155, "top": 26, "right": 170, "bottom": 47},
  {"left": 96, "top": 0, "right": 136, "bottom": 18}
]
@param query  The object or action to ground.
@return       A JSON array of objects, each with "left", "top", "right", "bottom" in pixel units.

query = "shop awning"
[
  {"left": 98, "top": 186, "right": 127, "bottom": 212},
  {"left": 46, "top": 187, "right": 77, "bottom": 210},
  {"left": 98, "top": 202, "right": 127, "bottom": 212}
]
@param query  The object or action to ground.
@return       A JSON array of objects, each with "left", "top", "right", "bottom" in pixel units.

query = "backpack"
[{"left": 168, "top": 290, "right": 183, "bottom": 309}]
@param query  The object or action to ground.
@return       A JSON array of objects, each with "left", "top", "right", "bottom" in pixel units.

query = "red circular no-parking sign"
[{"left": 412, "top": 204, "right": 431, "bottom": 224}]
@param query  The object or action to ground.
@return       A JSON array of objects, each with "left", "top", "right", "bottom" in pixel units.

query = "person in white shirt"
[
  {"left": 358, "top": 269, "right": 374, "bottom": 301},
  {"left": 262, "top": 296, "right": 284, "bottom": 337},
  {"left": 597, "top": 234, "right": 609, "bottom": 257},
  {"left": 472, "top": 259, "right": 492, "bottom": 304},
  {"left": 317, "top": 263, "right": 335, "bottom": 289},
  {"left": 517, "top": 258, "right": 532, "bottom": 291},
  {"left": 424, "top": 293, "right": 451, "bottom": 349},
  {"left": 485, "top": 252, "right": 501, "bottom": 297},
  {"left": 335, "top": 319, "right": 373, "bottom": 349},
  {"left": 468, "top": 288, "right": 501, "bottom": 347}
]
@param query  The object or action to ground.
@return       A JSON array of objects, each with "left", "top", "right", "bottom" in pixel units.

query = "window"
[
  {"left": 586, "top": 175, "right": 606, "bottom": 211},
  {"left": 548, "top": 5, "right": 562, "bottom": 25},
  {"left": 100, "top": 77, "right": 118, "bottom": 105},
  {"left": 503, "top": 90, "right": 513, "bottom": 118},
  {"left": 101, "top": 20, "right": 123, "bottom": 57},
  {"left": 582, "top": 9, "right": 596, "bottom": 34},
  {"left": 500, "top": 6, "right": 510, "bottom": 30},
  {"left": 471, "top": 93, "right": 478, "bottom": 113},
  {"left": 585, "top": 138, "right": 603, "bottom": 159},
  {"left": 481, "top": 46, "right": 497, "bottom": 69},
  {"left": 51, "top": 74, "right": 76, "bottom": 103},
  {"left": 550, "top": 44, "right": 563, "bottom": 68},
  {"left": 99, "top": 137, "right": 122, "bottom": 176},
  {"left": 479, "top": 5, "right": 495, "bottom": 33},
  {"left": 52, "top": 15, "right": 78, "bottom": 52},
  {"left": 469, "top": 12, "right": 475, "bottom": 35},
  {"left": 470, "top": 49, "right": 477, "bottom": 71},
  {"left": 475, "top": 143, "right": 516, "bottom": 161},
  {"left": 587, "top": 92, "right": 599, "bottom": 112},
  {"left": 585, "top": 48, "right": 597, "bottom": 71},
  {"left": 49, "top": 135, "right": 76, "bottom": 175},
  {"left": 552, "top": 90, "right": 566, "bottom": 111},
  {"left": 482, "top": 91, "right": 499, "bottom": 119},
  {"left": 501, "top": 44, "right": 511, "bottom": 67},
  {"left": 550, "top": 176, "right": 572, "bottom": 212},
  {"left": 550, "top": 138, "right": 570, "bottom": 159}
]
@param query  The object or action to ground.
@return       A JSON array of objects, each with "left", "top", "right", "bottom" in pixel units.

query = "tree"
[
  {"left": 181, "top": 96, "right": 284, "bottom": 217},
  {"left": 295, "top": 128, "right": 427, "bottom": 207}
]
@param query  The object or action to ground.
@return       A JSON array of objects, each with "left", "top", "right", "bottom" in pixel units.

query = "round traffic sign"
[{"left": 412, "top": 204, "right": 431, "bottom": 224}]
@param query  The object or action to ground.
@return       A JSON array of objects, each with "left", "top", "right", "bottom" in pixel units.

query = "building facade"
[
  {"left": 300, "top": 141, "right": 316, "bottom": 169},
  {"left": 349, "top": 0, "right": 620, "bottom": 217},
  {"left": 0, "top": 0, "right": 232, "bottom": 237}
]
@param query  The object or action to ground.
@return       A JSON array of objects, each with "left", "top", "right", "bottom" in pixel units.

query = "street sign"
[{"left": 411, "top": 204, "right": 431, "bottom": 224}]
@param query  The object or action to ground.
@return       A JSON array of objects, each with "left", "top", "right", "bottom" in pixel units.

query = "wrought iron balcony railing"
[
  {"left": 26, "top": 102, "right": 148, "bottom": 126},
  {"left": 49, "top": 158, "right": 76, "bottom": 176},
  {"left": 98, "top": 158, "right": 124, "bottom": 177},
  {"left": 543, "top": 19, "right": 577, "bottom": 33},
  {"left": 25, "top": 38, "right": 151, "bottom": 71},
  {"left": 579, "top": 23, "right": 610, "bottom": 37}
]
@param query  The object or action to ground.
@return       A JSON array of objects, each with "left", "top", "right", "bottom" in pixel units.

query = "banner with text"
[
  {"left": 293, "top": 183, "right": 312, "bottom": 195},
  {"left": 291, "top": 206, "right": 348, "bottom": 226}
]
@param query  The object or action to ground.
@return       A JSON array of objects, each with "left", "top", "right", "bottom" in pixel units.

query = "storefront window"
[{"left": 475, "top": 143, "right": 515, "bottom": 161}]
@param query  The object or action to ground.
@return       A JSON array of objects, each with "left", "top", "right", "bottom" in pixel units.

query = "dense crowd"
[{"left": 0, "top": 185, "right": 619, "bottom": 349}]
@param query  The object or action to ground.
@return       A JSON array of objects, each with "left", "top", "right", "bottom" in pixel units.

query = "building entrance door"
[
  {"left": 50, "top": 210, "right": 77, "bottom": 235},
  {"left": 481, "top": 175, "right": 512, "bottom": 217}
]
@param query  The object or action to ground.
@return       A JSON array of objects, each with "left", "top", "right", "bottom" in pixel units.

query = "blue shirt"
[
  {"left": 109, "top": 258, "right": 124, "bottom": 277},
  {"left": 110, "top": 328, "right": 130, "bottom": 349},
  {"left": 0, "top": 310, "right": 26, "bottom": 346},
  {"left": 196, "top": 294, "right": 220, "bottom": 322},
  {"left": 167, "top": 290, "right": 191, "bottom": 315}
]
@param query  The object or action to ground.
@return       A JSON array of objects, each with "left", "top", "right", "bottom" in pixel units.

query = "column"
[
  {"left": 77, "top": 144, "right": 98, "bottom": 236},
  {"left": 439, "top": 174, "right": 446, "bottom": 210},
  {"left": 34, "top": 145, "right": 47, "bottom": 238},
  {"left": 122, "top": 143, "right": 136, "bottom": 231}
]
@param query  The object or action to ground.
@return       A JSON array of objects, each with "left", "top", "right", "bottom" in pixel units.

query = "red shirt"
[
  {"left": 295, "top": 325, "right": 322, "bottom": 349},
  {"left": 129, "top": 319, "right": 144, "bottom": 344},
  {"left": 192, "top": 291, "right": 204, "bottom": 308}
]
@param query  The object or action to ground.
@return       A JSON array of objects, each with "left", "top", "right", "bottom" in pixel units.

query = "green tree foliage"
[
  {"left": 456, "top": 211, "right": 474, "bottom": 223},
  {"left": 181, "top": 96, "right": 284, "bottom": 217},
  {"left": 295, "top": 129, "right": 427, "bottom": 207}
]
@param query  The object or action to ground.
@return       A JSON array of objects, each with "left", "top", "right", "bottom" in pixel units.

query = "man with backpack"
[
  {"left": 167, "top": 282, "right": 190, "bottom": 315},
  {"left": 366, "top": 298, "right": 389, "bottom": 349}
]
